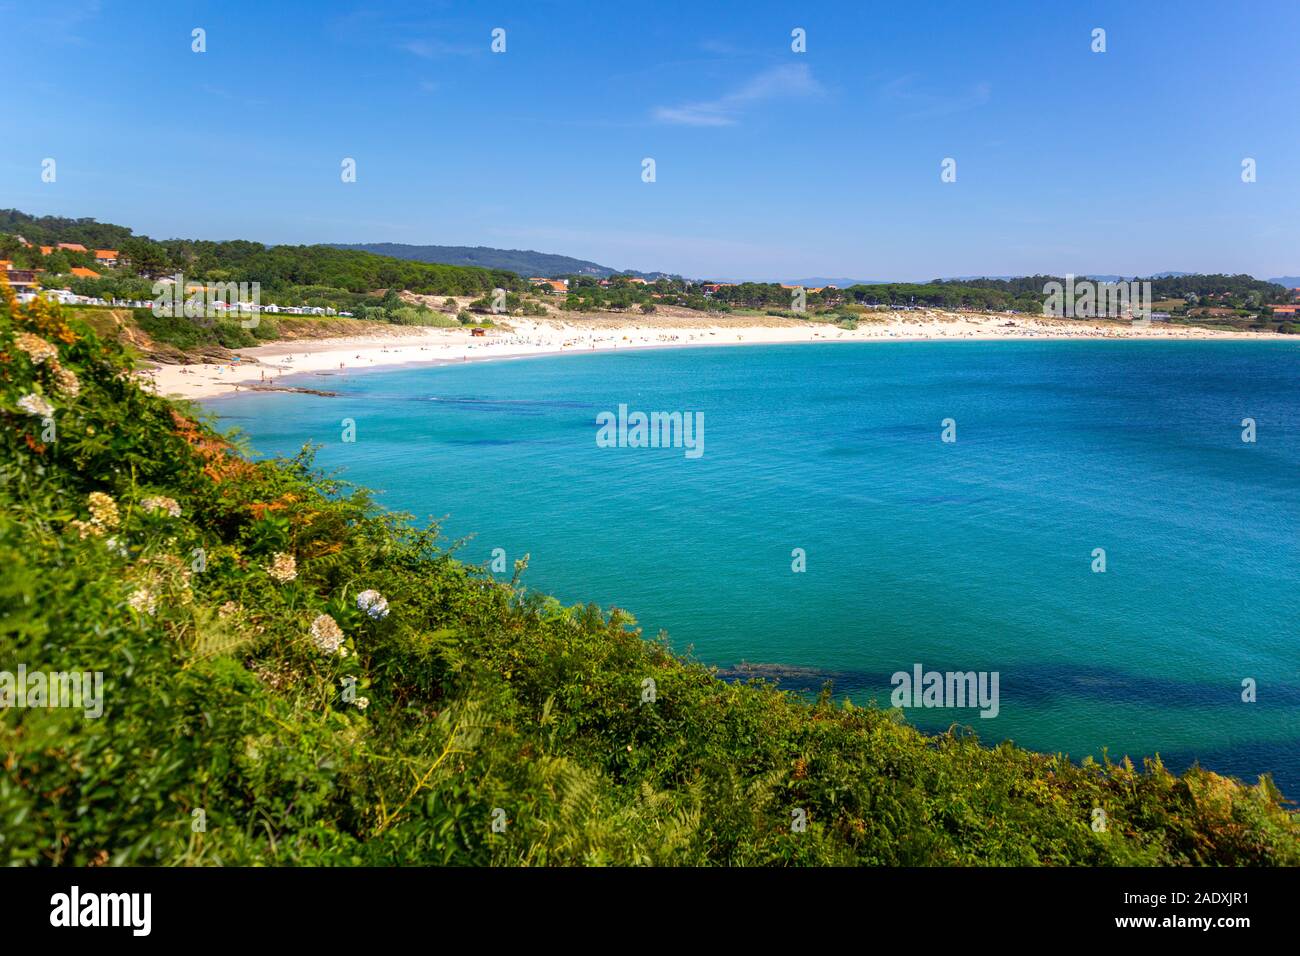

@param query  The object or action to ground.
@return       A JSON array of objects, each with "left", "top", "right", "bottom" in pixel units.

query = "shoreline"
[{"left": 139, "top": 312, "right": 1285, "bottom": 401}]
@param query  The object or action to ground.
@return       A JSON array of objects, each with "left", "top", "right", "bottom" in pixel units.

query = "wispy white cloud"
[
  {"left": 6, "top": 0, "right": 101, "bottom": 46},
  {"left": 198, "top": 84, "right": 269, "bottom": 109},
  {"left": 400, "top": 38, "right": 478, "bottom": 59},
  {"left": 880, "top": 75, "right": 991, "bottom": 119},
  {"left": 653, "top": 64, "right": 824, "bottom": 127},
  {"left": 325, "top": 8, "right": 482, "bottom": 60},
  {"left": 698, "top": 39, "right": 741, "bottom": 56}
]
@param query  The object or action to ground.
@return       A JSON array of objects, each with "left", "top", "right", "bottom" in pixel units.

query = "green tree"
[{"left": 121, "top": 238, "right": 169, "bottom": 278}]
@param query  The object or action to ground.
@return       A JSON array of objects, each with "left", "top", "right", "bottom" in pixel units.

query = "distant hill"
[
  {"left": 331, "top": 242, "right": 621, "bottom": 279},
  {"left": 1268, "top": 276, "right": 1300, "bottom": 288},
  {"left": 938, "top": 272, "right": 1195, "bottom": 283},
  {"left": 783, "top": 277, "right": 888, "bottom": 287}
]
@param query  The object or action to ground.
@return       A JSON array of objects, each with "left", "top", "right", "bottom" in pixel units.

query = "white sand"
[{"left": 141, "top": 312, "right": 1276, "bottom": 401}]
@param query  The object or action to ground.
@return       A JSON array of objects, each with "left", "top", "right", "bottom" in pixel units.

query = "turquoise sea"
[{"left": 211, "top": 341, "right": 1300, "bottom": 792}]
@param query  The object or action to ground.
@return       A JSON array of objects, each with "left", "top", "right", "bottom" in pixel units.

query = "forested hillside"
[{"left": 332, "top": 242, "right": 617, "bottom": 279}]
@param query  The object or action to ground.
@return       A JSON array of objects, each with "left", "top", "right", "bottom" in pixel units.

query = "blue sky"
[{"left": 2, "top": 0, "right": 1298, "bottom": 280}]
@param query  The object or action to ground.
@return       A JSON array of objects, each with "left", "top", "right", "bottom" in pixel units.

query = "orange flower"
[{"left": 171, "top": 409, "right": 256, "bottom": 483}]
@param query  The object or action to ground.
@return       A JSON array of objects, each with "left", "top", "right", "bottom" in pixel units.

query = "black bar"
[{"left": 1, "top": 866, "right": 1281, "bottom": 940}]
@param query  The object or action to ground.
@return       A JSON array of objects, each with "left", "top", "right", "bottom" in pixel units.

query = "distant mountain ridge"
[
  {"left": 329, "top": 242, "right": 674, "bottom": 281},
  {"left": 938, "top": 272, "right": 1196, "bottom": 283},
  {"left": 782, "top": 277, "right": 888, "bottom": 287}
]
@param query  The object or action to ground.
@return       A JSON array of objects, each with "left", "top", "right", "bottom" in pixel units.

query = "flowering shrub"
[
  {"left": 309, "top": 614, "right": 346, "bottom": 656},
  {"left": 1, "top": 277, "right": 1297, "bottom": 867},
  {"left": 140, "top": 495, "right": 182, "bottom": 518},
  {"left": 267, "top": 552, "right": 297, "bottom": 583},
  {"left": 17, "top": 392, "right": 54, "bottom": 418},
  {"left": 356, "top": 589, "right": 389, "bottom": 620}
]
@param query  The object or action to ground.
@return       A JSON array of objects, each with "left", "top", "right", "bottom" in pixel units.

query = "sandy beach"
[{"left": 142, "top": 310, "right": 1278, "bottom": 401}]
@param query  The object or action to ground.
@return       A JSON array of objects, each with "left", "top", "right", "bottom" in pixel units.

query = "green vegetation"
[
  {"left": 2, "top": 280, "right": 1297, "bottom": 866},
  {"left": 1, "top": 209, "right": 525, "bottom": 321},
  {"left": 131, "top": 307, "right": 278, "bottom": 351},
  {"left": 0, "top": 209, "right": 133, "bottom": 250},
  {"left": 886, "top": 274, "right": 1294, "bottom": 329},
  {"left": 555, "top": 277, "right": 1045, "bottom": 317},
  {"left": 1148, "top": 273, "right": 1286, "bottom": 304},
  {"left": 138, "top": 241, "right": 523, "bottom": 300},
  {"left": 558, "top": 277, "right": 684, "bottom": 312},
  {"left": 841, "top": 281, "right": 1046, "bottom": 313}
]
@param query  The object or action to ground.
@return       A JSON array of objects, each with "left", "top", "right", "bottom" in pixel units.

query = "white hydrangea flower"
[
  {"left": 128, "top": 586, "right": 157, "bottom": 615},
  {"left": 53, "top": 363, "right": 81, "bottom": 397},
  {"left": 17, "top": 393, "right": 54, "bottom": 418},
  {"left": 88, "top": 492, "right": 120, "bottom": 529},
  {"left": 141, "top": 495, "right": 182, "bottom": 518},
  {"left": 14, "top": 332, "right": 58, "bottom": 365},
  {"left": 267, "top": 552, "right": 297, "bottom": 583},
  {"left": 309, "top": 614, "right": 345, "bottom": 655}
]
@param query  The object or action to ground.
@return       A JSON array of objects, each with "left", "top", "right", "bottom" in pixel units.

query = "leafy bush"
[
  {"left": 251, "top": 316, "right": 279, "bottom": 340},
  {"left": 1, "top": 278, "right": 1297, "bottom": 867}
]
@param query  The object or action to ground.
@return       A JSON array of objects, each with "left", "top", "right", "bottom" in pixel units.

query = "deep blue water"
[{"left": 211, "top": 341, "right": 1300, "bottom": 793}]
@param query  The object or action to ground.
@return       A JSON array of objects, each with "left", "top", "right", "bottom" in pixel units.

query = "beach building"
[{"left": 3, "top": 269, "right": 41, "bottom": 293}]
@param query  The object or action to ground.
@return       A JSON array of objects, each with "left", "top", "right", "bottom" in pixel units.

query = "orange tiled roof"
[
  {"left": 39, "top": 246, "right": 53, "bottom": 256},
  {"left": 70, "top": 266, "right": 100, "bottom": 278},
  {"left": 58, "top": 243, "right": 88, "bottom": 252},
  {"left": 95, "top": 249, "right": 118, "bottom": 259}
]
